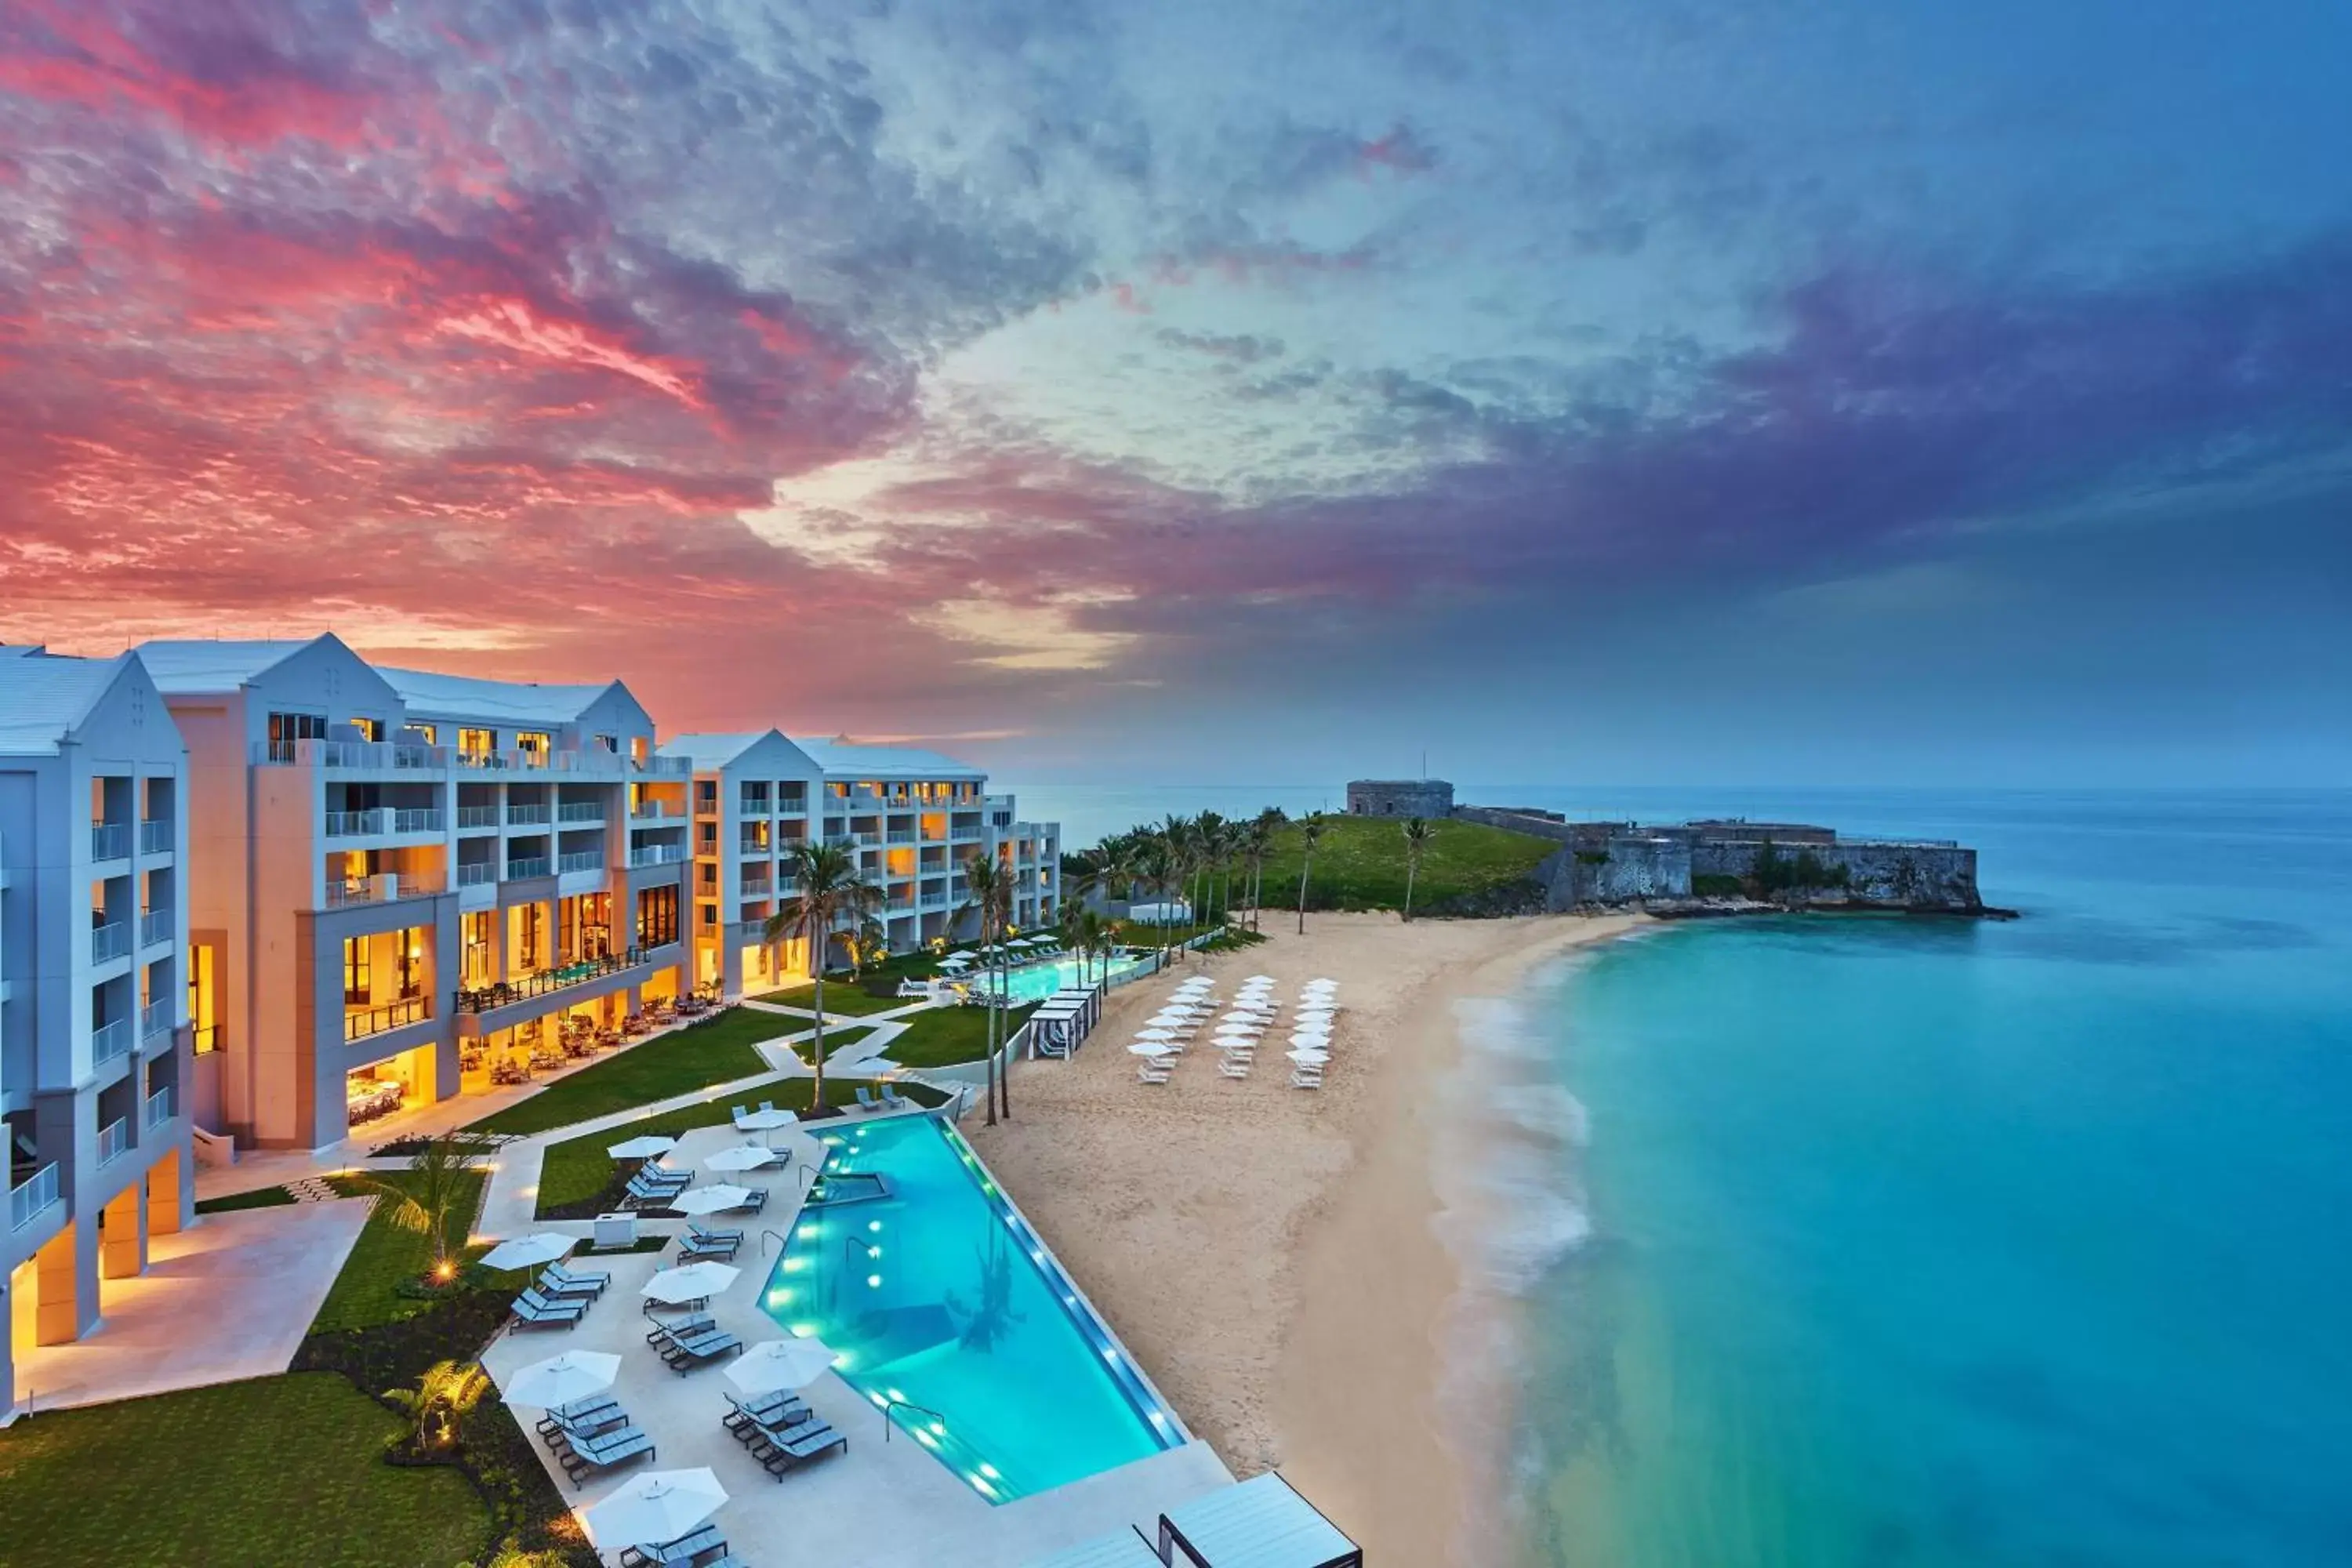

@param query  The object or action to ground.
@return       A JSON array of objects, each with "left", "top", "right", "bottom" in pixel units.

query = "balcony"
[
  {"left": 140, "top": 818, "right": 173, "bottom": 855},
  {"left": 92, "top": 1018, "right": 133, "bottom": 1065},
  {"left": 737, "top": 795, "right": 771, "bottom": 817},
  {"left": 456, "top": 948, "right": 652, "bottom": 1014},
  {"left": 852, "top": 832, "right": 882, "bottom": 847},
  {"left": 91, "top": 920, "right": 130, "bottom": 964},
  {"left": 506, "top": 804, "right": 551, "bottom": 826},
  {"left": 91, "top": 822, "right": 130, "bottom": 862},
  {"left": 325, "top": 872, "right": 446, "bottom": 908},
  {"left": 629, "top": 843, "right": 688, "bottom": 868},
  {"left": 456, "top": 804, "right": 500, "bottom": 830},
  {"left": 9, "top": 1163, "right": 60, "bottom": 1232},
  {"left": 144, "top": 1086, "right": 175, "bottom": 1129},
  {"left": 632, "top": 800, "right": 684, "bottom": 821},
  {"left": 346, "top": 996, "right": 430, "bottom": 1041},
  {"left": 557, "top": 800, "right": 606, "bottom": 825},
  {"left": 255, "top": 739, "right": 448, "bottom": 770},
  {"left": 557, "top": 849, "right": 604, "bottom": 874},
  {"left": 325, "top": 807, "right": 445, "bottom": 838},
  {"left": 506, "top": 856, "right": 550, "bottom": 880},
  {"left": 887, "top": 829, "right": 916, "bottom": 844},
  {"left": 741, "top": 872, "right": 774, "bottom": 897},
  {"left": 141, "top": 1000, "right": 172, "bottom": 1041},
  {"left": 456, "top": 862, "right": 496, "bottom": 887},
  {"left": 97, "top": 1117, "right": 130, "bottom": 1167},
  {"left": 139, "top": 909, "right": 172, "bottom": 949}
]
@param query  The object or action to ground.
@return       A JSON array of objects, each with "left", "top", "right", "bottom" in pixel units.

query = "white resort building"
[
  {"left": 1, "top": 648, "right": 194, "bottom": 1399},
  {"left": 662, "top": 731, "right": 1061, "bottom": 996}
]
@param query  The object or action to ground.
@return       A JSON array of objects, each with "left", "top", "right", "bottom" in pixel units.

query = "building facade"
[
  {"left": 2, "top": 649, "right": 194, "bottom": 1404},
  {"left": 666, "top": 733, "right": 1061, "bottom": 998},
  {"left": 140, "top": 637, "right": 695, "bottom": 1150},
  {"left": 1345, "top": 779, "right": 1454, "bottom": 817}
]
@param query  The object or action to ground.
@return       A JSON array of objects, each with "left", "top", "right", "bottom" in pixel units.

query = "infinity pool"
[
  {"left": 964, "top": 952, "right": 1152, "bottom": 1007},
  {"left": 761, "top": 1114, "right": 1182, "bottom": 1502}
]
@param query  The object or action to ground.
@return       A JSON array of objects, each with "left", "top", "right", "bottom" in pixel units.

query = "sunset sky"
[{"left": 2, "top": 0, "right": 2346, "bottom": 785}]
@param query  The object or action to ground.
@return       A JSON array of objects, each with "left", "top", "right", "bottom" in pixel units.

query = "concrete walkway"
[{"left": 9, "top": 1201, "right": 369, "bottom": 1416}]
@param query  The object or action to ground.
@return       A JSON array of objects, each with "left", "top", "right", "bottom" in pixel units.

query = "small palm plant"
[
  {"left": 384, "top": 1359, "right": 490, "bottom": 1454},
  {"left": 358, "top": 1134, "right": 484, "bottom": 1283},
  {"left": 1296, "top": 811, "right": 1327, "bottom": 935},
  {"left": 766, "top": 839, "right": 884, "bottom": 1116},
  {"left": 1401, "top": 816, "right": 1436, "bottom": 922}
]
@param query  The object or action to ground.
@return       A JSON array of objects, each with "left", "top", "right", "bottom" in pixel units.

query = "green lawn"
[
  {"left": 0, "top": 1374, "right": 490, "bottom": 1568},
  {"left": 533, "top": 1076, "right": 948, "bottom": 1218},
  {"left": 878, "top": 1004, "right": 1040, "bottom": 1069},
  {"left": 1253, "top": 815, "right": 1556, "bottom": 914},
  {"left": 464, "top": 1008, "right": 797, "bottom": 1136},
  {"left": 309, "top": 1170, "right": 487, "bottom": 1334},
  {"left": 797, "top": 1022, "right": 877, "bottom": 1064},
  {"left": 750, "top": 982, "right": 910, "bottom": 1016}
]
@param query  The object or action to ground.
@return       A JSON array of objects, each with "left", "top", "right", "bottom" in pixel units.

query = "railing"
[
  {"left": 557, "top": 800, "right": 606, "bottom": 824},
  {"left": 506, "top": 856, "right": 550, "bottom": 879},
  {"left": 141, "top": 1001, "right": 172, "bottom": 1040},
  {"left": 739, "top": 833, "right": 772, "bottom": 854},
  {"left": 140, "top": 818, "right": 173, "bottom": 855},
  {"left": 738, "top": 794, "right": 771, "bottom": 815},
  {"left": 91, "top": 920, "right": 130, "bottom": 964},
  {"left": 506, "top": 804, "right": 551, "bottom": 826},
  {"left": 325, "top": 806, "right": 441, "bottom": 837},
  {"left": 255, "top": 739, "right": 448, "bottom": 770},
  {"left": 144, "top": 1086, "right": 174, "bottom": 1129},
  {"left": 455, "top": 949, "right": 648, "bottom": 1013},
  {"left": 630, "top": 843, "right": 688, "bottom": 867},
  {"left": 325, "top": 873, "right": 445, "bottom": 908},
  {"left": 887, "top": 829, "right": 916, "bottom": 844},
  {"left": 324, "top": 808, "right": 380, "bottom": 837},
  {"left": 557, "top": 850, "right": 605, "bottom": 874},
  {"left": 97, "top": 1117, "right": 130, "bottom": 1167},
  {"left": 9, "top": 1163, "right": 60, "bottom": 1231},
  {"left": 395, "top": 807, "right": 443, "bottom": 833},
  {"left": 346, "top": 996, "right": 430, "bottom": 1040},
  {"left": 741, "top": 873, "right": 774, "bottom": 896},
  {"left": 456, "top": 804, "right": 499, "bottom": 829},
  {"left": 140, "top": 909, "right": 173, "bottom": 949},
  {"left": 632, "top": 800, "right": 683, "bottom": 820},
  {"left": 853, "top": 832, "right": 882, "bottom": 847},
  {"left": 91, "top": 822, "right": 130, "bottom": 862},
  {"left": 778, "top": 795, "right": 808, "bottom": 815},
  {"left": 457, "top": 862, "right": 496, "bottom": 887}
]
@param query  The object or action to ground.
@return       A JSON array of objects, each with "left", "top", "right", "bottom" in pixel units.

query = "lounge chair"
[
  {"left": 533, "top": 1269, "right": 604, "bottom": 1301},
  {"left": 728, "top": 1104, "right": 752, "bottom": 1125},
  {"left": 509, "top": 1290, "right": 587, "bottom": 1330},
  {"left": 677, "top": 1232, "right": 737, "bottom": 1265},
  {"left": 724, "top": 1189, "right": 767, "bottom": 1214},
  {"left": 539, "top": 1404, "right": 630, "bottom": 1450},
  {"left": 659, "top": 1329, "right": 742, "bottom": 1371},
  {"left": 722, "top": 1389, "right": 811, "bottom": 1434},
  {"left": 534, "top": 1396, "right": 619, "bottom": 1439},
  {"left": 557, "top": 1425, "right": 655, "bottom": 1485},
  {"left": 644, "top": 1312, "right": 715, "bottom": 1347},
  {"left": 1289, "top": 1070, "right": 1323, "bottom": 1090},
  {"left": 854, "top": 1087, "right": 882, "bottom": 1112},
  {"left": 543, "top": 1261, "right": 610, "bottom": 1294},
  {"left": 1138, "top": 1066, "right": 1171, "bottom": 1085},
  {"left": 688, "top": 1220, "right": 744, "bottom": 1248},
  {"left": 1218, "top": 1060, "right": 1251, "bottom": 1080},
  {"left": 747, "top": 1418, "right": 848, "bottom": 1478},
  {"left": 879, "top": 1083, "right": 910, "bottom": 1110},
  {"left": 619, "top": 1525, "right": 726, "bottom": 1568}
]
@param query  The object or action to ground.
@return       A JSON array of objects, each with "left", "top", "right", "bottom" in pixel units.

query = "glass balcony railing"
[
  {"left": 97, "top": 1117, "right": 131, "bottom": 1167},
  {"left": 9, "top": 1163, "right": 60, "bottom": 1231},
  {"left": 557, "top": 801, "right": 606, "bottom": 824},
  {"left": 144, "top": 1086, "right": 175, "bottom": 1129},
  {"left": 632, "top": 800, "right": 684, "bottom": 820},
  {"left": 91, "top": 1018, "right": 133, "bottom": 1065},
  {"left": 346, "top": 996, "right": 430, "bottom": 1040},
  {"left": 506, "top": 856, "right": 550, "bottom": 879},
  {"left": 506, "top": 804, "right": 551, "bottom": 826},
  {"left": 91, "top": 822, "right": 130, "bottom": 862},
  {"left": 140, "top": 909, "right": 172, "bottom": 949},
  {"left": 456, "top": 804, "right": 499, "bottom": 829},
  {"left": 557, "top": 850, "right": 604, "bottom": 874},
  {"left": 629, "top": 843, "right": 688, "bottom": 868},
  {"left": 141, "top": 1001, "right": 172, "bottom": 1040},
  {"left": 457, "top": 862, "right": 496, "bottom": 887},
  {"left": 140, "top": 818, "right": 173, "bottom": 855},
  {"left": 324, "top": 873, "right": 445, "bottom": 908},
  {"left": 91, "top": 920, "right": 130, "bottom": 964},
  {"left": 455, "top": 948, "right": 650, "bottom": 1014}
]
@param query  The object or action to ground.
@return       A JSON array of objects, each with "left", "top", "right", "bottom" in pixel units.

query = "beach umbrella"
[
  {"left": 671, "top": 1185, "right": 757, "bottom": 1216},
  {"left": 1290, "top": 1033, "right": 1332, "bottom": 1051},
  {"left": 725, "top": 1337, "right": 840, "bottom": 1397},
  {"left": 581, "top": 1468, "right": 728, "bottom": 1549},
  {"left": 704, "top": 1144, "right": 779, "bottom": 1173},
  {"left": 503, "top": 1349, "right": 619, "bottom": 1410},
  {"left": 606, "top": 1134, "right": 677, "bottom": 1160},
  {"left": 1135, "top": 1028, "right": 1181, "bottom": 1043},
  {"left": 477, "top": 1232, "right": 577, "bottom": 1272},
  {"left": 1128, "top": 1042, "right": 1175, "bottom": 1058},
  {"left": 1287, "top": 1048, "right": 1330, "bottom": 1065},
  {"left": 641, "top": 1262, "right": 741, "bottom": 1304},
  {"left": 1245, "top": 975, "right": 1276, "bottom": 985},
  {"left": 735, "top": 1106, "right": 796, "bottom": 1131}
]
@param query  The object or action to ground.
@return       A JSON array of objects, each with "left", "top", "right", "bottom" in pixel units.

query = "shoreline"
[{"left": 964, "top": 909, "right": 1643, "bottom": 1563}]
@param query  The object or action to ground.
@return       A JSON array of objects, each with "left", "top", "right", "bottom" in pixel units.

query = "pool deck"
[{"left": 479, "top": 1110, "right": 1233, "bottom": 1566}]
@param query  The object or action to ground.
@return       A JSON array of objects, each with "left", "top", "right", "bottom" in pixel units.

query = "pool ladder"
[{"left": 881, "top": 1396, "right": 948, "bottom": 1444}]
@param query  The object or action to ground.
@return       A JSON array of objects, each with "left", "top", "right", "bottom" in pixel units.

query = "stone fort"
[{"left": 1345, "top": 779, "right": 1455, "bottom": 818}]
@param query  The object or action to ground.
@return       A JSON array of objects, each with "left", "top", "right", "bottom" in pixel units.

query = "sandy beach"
[{"left": 964, "top": 909, "right": 1645, "bottom": 1563}]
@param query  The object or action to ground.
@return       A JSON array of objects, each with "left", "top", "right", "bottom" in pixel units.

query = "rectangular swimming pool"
[
  {"left": 961, "top": 953, "right": 1152, "bottom": 1007},
  {"left": 762, "top": 1114, "right": 1183, "bottom": 1502}
]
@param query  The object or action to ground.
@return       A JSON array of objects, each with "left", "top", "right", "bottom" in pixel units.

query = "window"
[
  {"left": 401, "top": 722, "right": 438, "bottom": 744},
  {"left": 462, "top": 912, "right": 492, "bottom": 986},
  {"left": 351, "top": 717, "right": 383, "bottom": 742},
  {"left": 187, "top": 943, "right": 218, "bottom": 1054},
  {"left": 695, "top": 781, "right": 717, "bottom": 811},
  {"left": 561, "top": 893, "right": 612, "bottom": 961},
  {"left": 267, "top": 710, "right": 328, "bottom": 761},
  {"left": 457, "top": 727, "right": 495, "bottom": 760},
  {"left": 593, "top": 733, "right": 618, "bottom": 753},
  {"left": 515, "top": 731, "right": 552, "bottom": 759},
  {"left": 637, "top": 885, "right": 680, "bottom": 949},
  {"left": 515, "top": 904, "right": 544, "bottom": 970},
  {"left": 698, "top": 862, "right": 718, "bottom": 891},
  {"left": 827, "top": 782, "right": 849, "bottom": 798},
  {"left": 699, "top": 902, "right": 719, "bottom": 931},
  {"left": 396, "top": 931, "right": 425, "bottom": 999},
  {"left": 630, "top": 736, "right": 649, "bottom": 764},
  {"left": 343, "top": 935, "right": 372, "bottom": 1006}
]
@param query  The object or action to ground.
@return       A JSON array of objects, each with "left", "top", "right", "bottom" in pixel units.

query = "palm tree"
[
  {"left": 1244, "top": 808, "right": 1284, "bottom": 932},
  {"left": 1058, "top": 903, "right": 1090, "bottom": 982},
  {"left": 1078, "top": 906, "right": 1113, "bottom": 981},
  {"left": 846, "top": 914, "right": 888, "bottom": 978},
  {"left": 1193, "top": 811, "right": 1228, "bottom": 928},
  {"left": 1295, "top": 811, "right": 1327, "bottom": 935},
  {"left": 358, "top": 1134, "right": 484, "bottom": 1282},
  {"left": 957, "top": 851, "right": 1014, "bottom": 1124},
  {"left": 1401, "top": 816, "right": 1436, "bottom": 922},
  {"left": 765, "top": 839, "right": 883, "bottom": 1116}
]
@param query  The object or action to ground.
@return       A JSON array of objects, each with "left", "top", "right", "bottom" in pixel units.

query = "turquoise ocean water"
[{"left": 1014, "top": 785, "right": 2352, "bottom": 1565}]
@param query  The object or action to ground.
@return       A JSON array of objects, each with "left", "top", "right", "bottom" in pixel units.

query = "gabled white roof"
[
  {"left": 662, "top": 728, "right": 825, "bottom": 778},
  {"left": 0, "top": 652, "right": 135, "bottom": 756},
  {"left": 136, "top": 638, "right": 316, "bottom": 694},
  {"left": 792, "top": 736, "right": 985, "bottom": 781},
  {"left": 377, "top": 667, "right": 621, "bottom": 728}
]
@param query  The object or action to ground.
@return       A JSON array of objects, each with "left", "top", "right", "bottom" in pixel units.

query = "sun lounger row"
[
  {"left": 648, "top": 1312, "right": 742, "bottom": 1372},
  {"left": 853, "top": 1085, "right": 913, "bottom": 1112},
  {"left": 510, "top": 1279, "right": 604, "bottom": 1330},
  {"left": 723, "top": 1397, "right": 849, "bottom": 1479},
  {"left": 619, "top": 1522, "right": 746, "bottom": 1568},
  {"left": 678, "top": 1221, "right": 741, "bottom": 1263},
  {"left": 536, "top": 1396, "right": 656, "bottom": 1486}
]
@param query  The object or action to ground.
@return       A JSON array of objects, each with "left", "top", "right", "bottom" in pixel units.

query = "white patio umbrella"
[
  {"left": 641, "top": 1261, "right": 741, "bottom": 1304},
  {"left": 1244, "top": 975, "right": 1276, "bottom": 985},
  {"left": 1136, "top": 1025, "right": 1182, "bottom": 1039},
  {"left": 1128, "top": 1041, "right": 1176, "bottom": 1058},
  {"left": 606, "top": 1134, "right": 677, "bottom": 1160},
  {"left": 1290, "top": 1033, "right": 1333, "bottom": 1051},
  {"left": 734, "top": 1106, "right": 796, "bottom": 1131},
  {"left": 671, "top": 1185, "right": 757, "bottom": 1216},
  {"left": 1287, "top": 1047, "right": 1331, "bottom": 1065},
  {"left": 1305, "top": 977, "right": 1338, "bottom": 988},
  {"left": 477, "top": 1232, "right": 578, "bottom": 1272},
  {"left": 1294, "top": 1011, "right": 1338, "bottom": 1026},
  {"left": 581, "top": 1468, "right": 729, "bottom": 1549},
  {"left": 703, "top": 1144, "right": 780, "bottom": 1173},
  {"left": 725, "top": 1337, "right": 840, "bottom": 1397},
  {"left": 503, "top": 1349, "right": 619, "bottom": 1410}
]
